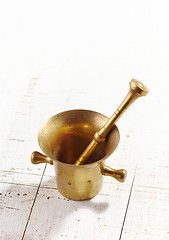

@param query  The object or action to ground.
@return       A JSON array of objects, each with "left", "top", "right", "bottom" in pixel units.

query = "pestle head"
[{"left": 130, "top": 79, "right": 149, "bottom": 97}]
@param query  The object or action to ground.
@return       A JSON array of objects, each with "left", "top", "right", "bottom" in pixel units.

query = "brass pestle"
[{"left": 74, "top": 79, "right": 149, "bottom": 166}]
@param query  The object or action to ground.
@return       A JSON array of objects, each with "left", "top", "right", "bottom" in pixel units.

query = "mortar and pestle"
[{"left": 31, "top": 79, "right": 149, "bottom": 201}]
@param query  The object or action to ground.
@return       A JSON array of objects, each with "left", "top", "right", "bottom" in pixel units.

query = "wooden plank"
[
  {"left": 0, "top": 170, "right": 43, "bottom": 188},
  {"left": 120, "top": 129, "right": 169, "bottom": 239},
  {"left": 0, "top": 46, "right": 47, "bottom": 239},
  {"left": 0, "top": 182, "right": 38, "bottom": 240},
  {"left": 120, "top": 186, "right": 169, "bottom": 240},
  {"left": 22, "top": 184, "right": 127, "bottom": 240}
]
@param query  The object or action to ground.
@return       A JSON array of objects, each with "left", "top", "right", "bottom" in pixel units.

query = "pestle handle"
[{"left": 74, "top": 79, "right": 149, "bottom": 165}]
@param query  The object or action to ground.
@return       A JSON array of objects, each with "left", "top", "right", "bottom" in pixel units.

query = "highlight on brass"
[{"left": 31, "top": 79, "right": 149, "bottom": 201}]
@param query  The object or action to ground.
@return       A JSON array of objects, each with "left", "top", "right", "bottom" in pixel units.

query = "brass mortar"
[
  {"left": 31, "top": 110, "right": 125, "bottom": 200},
  {"left": 31, "top": 79, "right": 148, "bottom": 201}
]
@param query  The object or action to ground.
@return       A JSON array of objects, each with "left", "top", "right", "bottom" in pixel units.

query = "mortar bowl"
[{"left": 31, "top": 109, "right": 126, "bottom": 201}]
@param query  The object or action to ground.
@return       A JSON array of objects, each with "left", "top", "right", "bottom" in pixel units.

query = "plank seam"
[
  {"left": 119, "top": 165, "right": 137, "bottom": 240},
  {"left": 21, "top": 164, "right": 47, "bottom": 240}
]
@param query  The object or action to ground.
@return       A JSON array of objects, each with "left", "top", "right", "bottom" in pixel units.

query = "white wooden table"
[{"left": 0, "top": 1, "right": 169, "bottom": 239}]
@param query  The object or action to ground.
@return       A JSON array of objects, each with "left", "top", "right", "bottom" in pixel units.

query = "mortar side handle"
[
  {"left": 31, "top": 151, "right": 53, "bottom": 165},
  {"left": 101, "top": 164, "right": 127, "bottom": 183}
]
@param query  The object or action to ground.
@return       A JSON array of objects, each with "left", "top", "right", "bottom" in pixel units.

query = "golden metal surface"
[
  {"left": 31, "top": 151, "right": 53, "bottom": 165},
  {"left": 101, "top": 164, "right": 127, "bottom": 183},
  {"left": 74, "top": 79, "right": 149, "bottom": 165},
  {"left": 31, "top": 110, "right": 125, "bottom": 200}
]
